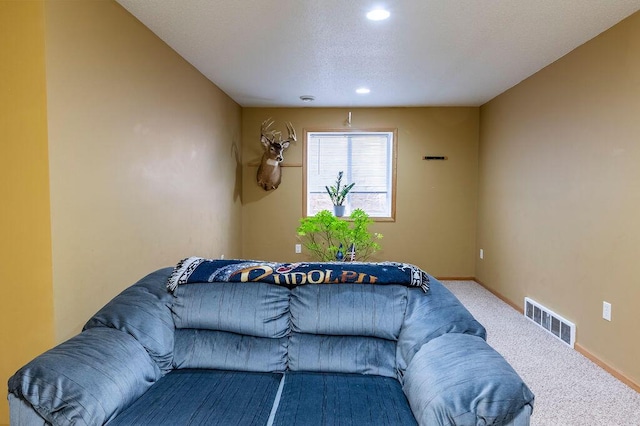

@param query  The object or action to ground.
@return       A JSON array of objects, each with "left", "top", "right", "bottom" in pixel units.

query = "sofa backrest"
[
  {"left": 169, "top": 277, "right": 486, "bottom": 378},
  {"left": 288, "top": 284, "right": 407, "bottom": 378},
  {"left": 170, "top": 282, "right": 406, "bottom": 377},
  {"left": 171, "top": 282, "right": 290, "bottom": 372},
  {"left": 85, "top": 268, "right": 486, "bottom": 379}
]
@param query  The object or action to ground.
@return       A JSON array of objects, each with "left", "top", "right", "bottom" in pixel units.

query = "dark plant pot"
[{"left": 333, "top": 205, "right": 345, "bottom": 217}]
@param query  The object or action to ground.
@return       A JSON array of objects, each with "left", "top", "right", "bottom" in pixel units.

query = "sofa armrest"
[
  {"left": 84, "top": 268, "right": 175, "bottom": 374},
  {"left": 9, "top": 393, "right": 50, "bottom": 426},
  {"left": 504, "top": 404, "right": 532, "bottom": 426},
  {"left": 403, "top": 333, "right": 534, "bottom": 426},
  {"left": 8, "top": 327, "right": 162, "bottom": 426},
  {"left": 397, "top": 279, "right": 487, "bottom": 372}
]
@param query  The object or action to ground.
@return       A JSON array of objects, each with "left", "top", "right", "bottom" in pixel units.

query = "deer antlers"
[{"left": 260, "top": 119, "right": 297, "bottom": 146}]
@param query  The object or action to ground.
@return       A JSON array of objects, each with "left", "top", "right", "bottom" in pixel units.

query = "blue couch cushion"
[
  {"left": 288, "top": 333, "right": 397, "bottom": 378},
  {"left": 271, "top": 372, "right": 417, "bottom": 426},
  {"left": 172, "top": 282, "right": 290, "bottom": 338},
  {"left": 290, "top": 284, "right": 407, "bottom": 340},
  {"left": 173, "top": 329, "right": 287, "bottom": 372},
  {"left": 109, "top": 369, "right": 283, "bottom": 426}
]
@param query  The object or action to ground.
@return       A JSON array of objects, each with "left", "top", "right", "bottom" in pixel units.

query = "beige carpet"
[{"left": 442, "top": 280, "right": 640, "bottom": 426}]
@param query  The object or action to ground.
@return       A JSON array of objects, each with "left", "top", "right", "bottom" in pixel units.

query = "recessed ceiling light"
[
  {"left": 356, "top": 87, "right": 371, "bottom": 95},
  {"left": 366, "top": 9, "right": 390, "bottom": 21}
]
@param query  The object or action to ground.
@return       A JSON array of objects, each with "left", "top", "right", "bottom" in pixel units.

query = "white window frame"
[{"left": 303, "top": 128, "right": 397, "bottom": 221}]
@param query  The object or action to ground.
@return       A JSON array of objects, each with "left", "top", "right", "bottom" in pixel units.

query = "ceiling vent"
[{"left": 524, "top": 297, "right": 576, "bottom": 348}]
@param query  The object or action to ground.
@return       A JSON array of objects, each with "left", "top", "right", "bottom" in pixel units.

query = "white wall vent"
[{"left": 524, "top": 297, "right": 575, "bottom": 348}]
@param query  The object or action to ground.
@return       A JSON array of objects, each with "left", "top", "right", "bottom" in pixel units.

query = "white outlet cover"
[
  {"left": 603, "top": 301, "right": 612, "bottom": 321},
  {"left": 295, "top": 244, "right": 302, "bottom": 254}
]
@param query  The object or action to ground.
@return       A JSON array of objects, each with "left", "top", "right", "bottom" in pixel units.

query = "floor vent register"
[{"left": 524, "top": 297, "right": 576, "bottom": 348}]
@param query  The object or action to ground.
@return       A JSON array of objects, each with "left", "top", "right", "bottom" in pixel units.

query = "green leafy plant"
[
  {"left": 325, "top": 171, "right": 355, "bottom": 206},
  {"left": 296, "top": 208, "right": 383, "bottom": 261}
]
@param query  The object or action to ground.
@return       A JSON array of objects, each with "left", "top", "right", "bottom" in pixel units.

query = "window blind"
[{"left": 306, "top": 132, "right": 393, "bottom": 217}]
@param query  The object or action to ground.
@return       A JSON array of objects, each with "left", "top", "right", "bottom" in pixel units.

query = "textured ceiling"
[{"left": 116, "top": 0, "right": 640, "bottom": 107}]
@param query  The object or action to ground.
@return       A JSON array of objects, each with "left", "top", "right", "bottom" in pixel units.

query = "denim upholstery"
[
  {"left": 8, "top": 327, "right": 161, "bottom": 425},
  {"left": 109, "top": 370, "right": 282, "bottom": 426},
  {"left": 288, "top": 333, "right": 397, "bottom": 377},
  {"left": 288, "top": 284, "right": 405, "bottom": 378},
  {"left": 404, "top": 333, "right": 535, "bottom": 425},
  {"left": 290, "top": 284, "right": 407, "bottom": 340},
  {"left": 83, "top": 267, "right": 175, "bottom": 374},
  {"left": 8, "top": 267, "right": 534, "bottom": 426},
  {"left": 172, "top": 282, "right": 290, "bottom": 338},
  {"left": 271, "top": 372, "right": 417, "bottom": 426},
  {"left": 171, "top": 281, "right": 290, "bottom": 372},
  {"left": 173, "top": 329, "right": 288, "bottom": 372},
  {"left": 396, "top": 279, "right": 487, "bottom": 372}
]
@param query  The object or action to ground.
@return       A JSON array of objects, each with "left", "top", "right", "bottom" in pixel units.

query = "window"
[{"left": 304, "top": 130, "right": 397, "bottom": 220}]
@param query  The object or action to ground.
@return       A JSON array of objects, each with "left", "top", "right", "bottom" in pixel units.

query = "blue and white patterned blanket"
[{"left": 167, "top": 257, "right": 430, "bottom": 293}]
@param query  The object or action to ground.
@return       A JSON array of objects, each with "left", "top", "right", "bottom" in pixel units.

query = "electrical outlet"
[
  {"left": 295, "top": 244, "right": 302, "bottom": 254},
  {"left": 479, "top": 249, "right": 484, "bottom": 260},
  {"left": 602, "top": 301, "right": 612, "bottom": 321},
  {"left": 220, "top": 254, "right": 225, "bottom": 260}
]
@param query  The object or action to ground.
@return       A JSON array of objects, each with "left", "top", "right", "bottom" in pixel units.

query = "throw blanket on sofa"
[{"left": 167, "top": 257, "right": 430, "bottom": 293}]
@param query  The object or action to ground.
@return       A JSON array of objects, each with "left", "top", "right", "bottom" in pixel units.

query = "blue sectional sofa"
[{"left": 8, "top": 263, "right": 534, "bottom": 425}]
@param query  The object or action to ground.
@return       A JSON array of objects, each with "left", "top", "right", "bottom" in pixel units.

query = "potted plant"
[
  {"left": 325, "top": 171, "right": 355, "bottom": 217},
  {"left": 296, "top": 208, "right": 382, "bottom": 261}
]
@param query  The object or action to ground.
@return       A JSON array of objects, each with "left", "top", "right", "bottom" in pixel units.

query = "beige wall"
[
  {"left": 242, "top": 108, "right": 479, "bottom": 277},
  {"left": 45, "top": 1, "right": 243, "bottom": 341},
  {"left": 7, "top": 2, "right": 637, "bottom": 422},
  {"left": 0, "top": 2, "right": 55, "bottom": 423},
  {"left": 477, "top": 12, "right": 640, "bottom": 385}
]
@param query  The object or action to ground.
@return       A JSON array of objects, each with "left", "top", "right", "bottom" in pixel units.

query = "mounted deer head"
[{"left": 257, "top": 119, "right": 296, "bottom": 191}]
